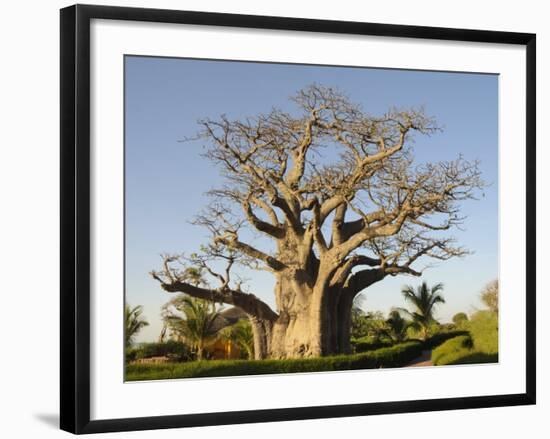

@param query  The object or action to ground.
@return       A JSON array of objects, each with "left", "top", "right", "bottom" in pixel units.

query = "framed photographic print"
[{"left": 60, "top": 4, "right": 536, "bottom": 434}]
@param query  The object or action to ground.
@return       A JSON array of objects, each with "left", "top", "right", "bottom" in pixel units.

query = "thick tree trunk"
[
  {"left": 267, "top": 292, "right": 338, "bottom": 358},
  {"left": 336, "top": 290, "right": 354, "bottom": 354},
  {"left": 264, "top": 267, "right": 391, "bottom": 358},
  {"left": 327, "top": 290, "right": 340, "bottom": 354},
  {"left": 270, "top": 310, "right": 324, "bottom": 358},
  {"left": 159, "top": 245, "right": 394, "bottom": 359},
  {"left": 257, "top": 235, "right": 355, "bottom": 358},
  {"left": 267, "top": 254, "right": 327, "bottom": 358},
  {"left": 250, "top": 316, "right": 272, "bottom": 360}
]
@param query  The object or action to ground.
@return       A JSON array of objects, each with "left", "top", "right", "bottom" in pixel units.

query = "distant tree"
[
  {"left": 158, "top": 325, "right": 167, "bottom": 343},
  {"left": 162, "top": 295, "right": 222, "bottom": 360},
  {"left": 452, "top": 312, "right": 469, "bottom": 326},
  {"left": 399, "top": 281, "right": 445, "bottom": 340},
  {"left": 385, "top": 310, "right": 410, "bottom": 343},
  {"left": 125, "top": 304, "right": 149, "bottom": 348},
  {"left": 349, "top": 295, "right": 391, "bottom": 342},
  {"left": 352, "top": 310, "right": 389, "bottom": 342},
  {"left": 480, "top": 280, "right": 498, "bottom": 314},
  {"left": 364, "top": 311, "right": 389, "bottom": 341},
  {"left": 350, "top": 294, "right": 369, "bottom": 339}
]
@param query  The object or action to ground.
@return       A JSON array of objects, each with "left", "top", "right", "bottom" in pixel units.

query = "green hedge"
[
  {"left": 126, "top": 341, "right": 423, "bottom": 381},
  {"left": 351, "top": 337, "right": 393, "bottom": 353},
  {"left": 350, "top": 330, "right": 467, "bottom": 355},
  {"left": 432, "top": 334, "right": 498, "bottom": 366},
  {"left": 432, "top": 335, "right": 473, "bottom": 365},
  {"left": 432, "top": 311, "right": 499, "bottom": 366},
  {"left": 126, "top": 340, "right": 193, "bottom": 362},
  {"left": 438, "top": 351, "right": 498, "bottom": 365},
  {"left": 422, "top": 330, "right": 470, "bottom": 349},
  {"left": 467, "top": 311, "right": 498, "bottom": 354}
]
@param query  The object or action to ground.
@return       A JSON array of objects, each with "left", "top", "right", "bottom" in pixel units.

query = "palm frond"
[
  {"left": 398, "top": 281, "right": 445, "bottom": 339},
  {"left": 125, "top": 304, "right": 149, "bottom": 347}
]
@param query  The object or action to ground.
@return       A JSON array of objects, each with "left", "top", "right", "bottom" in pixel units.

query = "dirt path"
[{"left": 406, "top": 349, "right": 433, "bottom": 367}]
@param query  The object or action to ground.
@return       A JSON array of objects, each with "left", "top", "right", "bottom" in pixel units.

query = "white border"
[{"left": 90, "top": 19, "right": 526, "bottom": 420}]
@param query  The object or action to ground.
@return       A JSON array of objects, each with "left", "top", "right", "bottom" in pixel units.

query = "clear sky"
[{"left": 125, "top": 56, "right": 498, "bottom": 343}]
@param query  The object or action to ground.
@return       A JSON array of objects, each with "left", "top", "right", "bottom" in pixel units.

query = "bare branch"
[
  {"left": 151, "top": 255, "right": 279, "bottom": 322},
  {"left": 214, "top": 232, "right": 287, "bottom": 271},
  {"left": 241, "top": 196, "right": 285, "bottom": 238}
]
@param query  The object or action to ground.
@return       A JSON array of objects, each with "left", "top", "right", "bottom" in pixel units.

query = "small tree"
[
  {"left": 385, "top": 310, "right": 410, "bottom": 343},
  {"left": 356, "top": 311, "right": 389, "bottom": 342},
  {"left": 350, "top": 294, "right": 369, "bottom": 339},
  {"left": 162, "top": 295, "right": 222, "bottom": 360},
  {"left": 221, "top": 319, "right": 255, "bottom": 359},
  {"left": 480, "top": 280, "right": 498, "bottom": 314},
  {"left": 125, "top": 304, "right": 149, "bottom": 348},
  {"left": 452, "top": 312, "right": 469, "bottom": 327},
  {"left": 399, "top": 281, "right": 445, "bottom": 340}
]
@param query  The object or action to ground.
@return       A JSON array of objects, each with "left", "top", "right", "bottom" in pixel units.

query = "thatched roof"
[
  {"left": 211, "top": 307, "right": 248, "bottom": 332},
  {"left": 220, "top": 306, "right": 248, "bottom": 322}
]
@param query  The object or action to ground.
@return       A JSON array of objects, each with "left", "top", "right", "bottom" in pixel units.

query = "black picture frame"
[{"left": 60, "top": 4, "right": 536, "bottom": 434}]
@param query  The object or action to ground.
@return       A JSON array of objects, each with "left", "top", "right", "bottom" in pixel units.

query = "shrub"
[
  {"left": 452, "top": 312, "right": 469, "bottom": 326},
  {"left": 432, "top": 335, "right": 473, "bottom": 365},
  {"left": 468, "top": 310, "right": 498, "bottom": 354},
  {"left": 406, "top": 322, "right": 442, "bottom": 341},
  {"left": 351, "top": 336, "right": 393, "bottom": 353},
  {"left": 431, "top": 311, "right": 499, "bottom": 366},
  {"left": 351, "top": 329, "right": 466, "bottom": 354},
  {"left": 422, "top": 330, "right": 470, "bottom": 350},
  {"left": 125, "top": 348, "right": 138, "bottom": 362},
  {"left": 127, "top": 340, "right": 193, "bottom": 362},
  {"left": 439, "top": 351, "right": 498, "bottom": 365},
  {"left": 126, "top": 341, "right": 423, "bottom": 381},
  {"left": 351, "top": 310, "right": 389, "bottom": 341}
]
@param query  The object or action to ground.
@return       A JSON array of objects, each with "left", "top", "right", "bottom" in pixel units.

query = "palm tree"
[
  {"left": 163, "top": 295, "right": 221, "bottom": 360},
  {"left": 385, "top": 310, "right": 410, "bottom": 343},
  {"left": 399, "top": 281, "right": 445, "bottom": 340},
  {"left": 452, "top": 312, "right": 469, "bottom": 327},
  {"left": 125, "top": 304, "right": 149, "bottom": 348},
  {"left": 220, "top": 319, "right": 255, "bottom": 359}
]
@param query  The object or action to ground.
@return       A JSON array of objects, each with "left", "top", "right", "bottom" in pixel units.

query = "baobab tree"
[{"left": 151, "top": 85, "right": 483, "bottom": 359}]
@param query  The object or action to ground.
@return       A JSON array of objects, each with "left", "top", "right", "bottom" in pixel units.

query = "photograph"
[{"left": 123, "top": 56, "right": 499, "bottom": 382}]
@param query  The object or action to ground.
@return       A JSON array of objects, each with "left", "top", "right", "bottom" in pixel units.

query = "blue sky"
[{"left": 125, "top": 56, "right": 498, "bottom": 343}]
